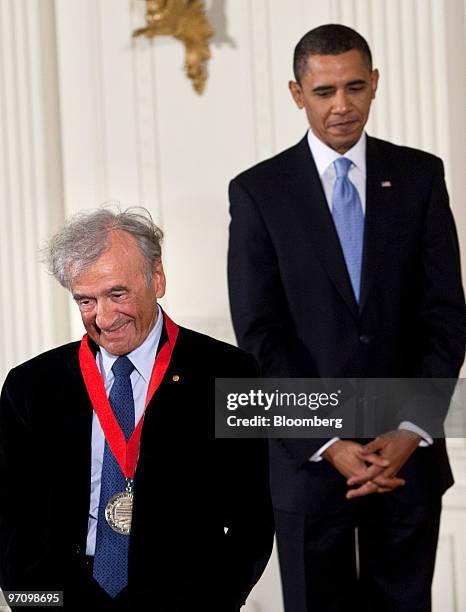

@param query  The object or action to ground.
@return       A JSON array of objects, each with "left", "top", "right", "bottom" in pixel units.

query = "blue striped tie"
[
  {"left": 331, "top": 157, "right": 364, "bottom": 302},
  {"left": 93, "top": 355, "right": 135, "bottom": 598}
]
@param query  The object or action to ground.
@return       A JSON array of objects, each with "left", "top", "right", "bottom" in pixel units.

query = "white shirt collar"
[
  {"left": 307, "top": 128, "right": 366, "bottom": 178},
  {"left": 98, "top": 304, "right": 164, "bottom": 383}
]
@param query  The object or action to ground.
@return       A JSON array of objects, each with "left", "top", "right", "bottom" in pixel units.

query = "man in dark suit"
[
  {"left": 228, "top": 24, "right": 466, "bottom": 612},
  {"left": 0, "top": 208, "right": 274, "bottom": 611}
]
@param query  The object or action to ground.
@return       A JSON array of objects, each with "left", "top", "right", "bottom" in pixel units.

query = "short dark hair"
[{"left": 293, "top": 24, "right": 373, "bottom": 82}]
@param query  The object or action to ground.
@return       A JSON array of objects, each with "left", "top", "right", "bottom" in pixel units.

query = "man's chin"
[
  {"left": 329, "top": 133, "right": 362, "bottom": 154},
  {"left": 322, "top": 123, "right": 362, "bottom": 153},
  {"left": 102, "top": 344, "right": 129, "bottom": 356},
  {"left": 95, "top": 335, "right": 135, "bottom": 356}
]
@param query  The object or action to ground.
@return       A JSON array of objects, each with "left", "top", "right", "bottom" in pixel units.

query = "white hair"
[{"left": 45, "top": 205, "right": 163, "bottom": 289}]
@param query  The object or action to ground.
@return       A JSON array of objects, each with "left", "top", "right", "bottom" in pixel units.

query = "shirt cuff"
[
  {"left": 398, "top": 421, "right": 433, "bottom": 447},
  {"left": 309, "top": 437, "right": 340, "bottom": 462}
]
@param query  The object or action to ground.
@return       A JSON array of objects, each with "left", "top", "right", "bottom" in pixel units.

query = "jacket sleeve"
[
  {"left": 228, "top": 177, "right": 319, "bottom": 379},
  {"left": 417, "top": 159, "right": 466, "bottom": 378},
  {"left": 0, "top": 368, "right": 39, "bottom": 589},
  {"left": 228, "top": 177, "right": 329, "bottom": 462},
  {"left": 218, "top": 352, "right": 274, "bottom": 609},
  {"left": 396, "top": 159, "right": 466, "bottom": 432}
]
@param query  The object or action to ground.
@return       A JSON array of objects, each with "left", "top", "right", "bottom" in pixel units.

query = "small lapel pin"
[
  {"left": 381, "top": 180, "right": 392, "bottom": 187},
  {"left": 172, "top": 374, "right": 180, "bottom": 382}
]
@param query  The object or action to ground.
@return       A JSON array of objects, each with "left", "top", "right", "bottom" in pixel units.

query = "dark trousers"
[{"left": 275, "top": 496, "right": 441, "bottom": 612}]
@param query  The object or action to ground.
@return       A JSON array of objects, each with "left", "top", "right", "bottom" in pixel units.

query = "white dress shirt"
[
  {"left": 307, "top": 126, "right": 367, "bottom": 214},
  {"left": 86, "top": 305, "right": 163, "bottom": 555},
  {"left": 305, "top": 129, "right": 432, "bottom": 462}
]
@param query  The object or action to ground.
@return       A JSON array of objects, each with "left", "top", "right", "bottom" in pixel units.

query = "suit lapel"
[
  {"left": 138, "top": 323, "right": 183, "bottom": 447},
  {"left": 285, "top": 136, "right": 359, "bottom": 319},
  {"left": 359, "top": 136, "right": 398, "bottom": 312}
]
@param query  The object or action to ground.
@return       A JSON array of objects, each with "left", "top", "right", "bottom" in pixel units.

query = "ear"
[
  {"left": 289, "top": 80, "right": 304, "bottom": 109},
  {"left": 152, "top": 260, "right": 166, "bottom": 299},
  {"left": 370, "top": 68, "right": 379, "bottom": 99}
]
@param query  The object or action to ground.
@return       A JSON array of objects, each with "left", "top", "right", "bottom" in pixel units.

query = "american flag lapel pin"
[{"left": 381, "top": 180, "right": 392, "bottom": 187}]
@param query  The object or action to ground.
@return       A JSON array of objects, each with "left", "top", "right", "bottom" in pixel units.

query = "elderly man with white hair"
[{"left": 0, "top": 207, "right": 273, "bottom": 611}]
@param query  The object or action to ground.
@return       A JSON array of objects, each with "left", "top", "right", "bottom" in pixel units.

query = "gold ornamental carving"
[{"left": 133, "top": 0, "right": 214, "bottom": 95}]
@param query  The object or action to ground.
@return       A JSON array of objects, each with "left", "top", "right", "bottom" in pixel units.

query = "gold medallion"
[{"left": 105, "top": 491, "right": 133, "bottom": 535}]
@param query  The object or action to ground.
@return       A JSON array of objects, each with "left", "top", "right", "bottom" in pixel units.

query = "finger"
[
  {"left": 373, "top": 476, "right": 406, "bottom": 489},
  {"left": 356, "top": 451, "right": 390, "bottom": 468},
  {"left": 347, "top": 464, "right": 386, "bottom": 485},
  {"left": 372, "top": 485, "right": 395, "bottom": 494},
  {"left": 371, "top": 482, "right": 404, "bottom": 494},
  {"left": 346, "top": 481, "right": 379, "bottom": 499},
  {"left": 360, "top": 437, "right": 385, "bottom": 454}
]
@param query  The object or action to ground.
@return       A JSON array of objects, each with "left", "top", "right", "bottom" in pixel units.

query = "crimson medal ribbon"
[{"left": 78, "top": 310, "right": 179, "bottom": 479}]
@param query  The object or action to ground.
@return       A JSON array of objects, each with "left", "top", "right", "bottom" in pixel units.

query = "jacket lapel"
[
  {"left": 285, "top": 136, "right": 359, "bottom": 319},
  {"left": 359, "top": 136, "right": 398, "bottom": 312}
]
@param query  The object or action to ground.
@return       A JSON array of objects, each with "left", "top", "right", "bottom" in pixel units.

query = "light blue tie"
[
  {"left": 332, "top": 157, "right": 364, "bottom": 302},
  {"left": 93, "top": 356, "right": 135, "bottom": 598}
]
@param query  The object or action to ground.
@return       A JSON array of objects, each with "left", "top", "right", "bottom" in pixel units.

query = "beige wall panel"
[
  {"left": 142, "top": 0, "right": 255, "bottom": 339},
  {"left": 0, "top": 0, "right": 67, "bottom": 380}
]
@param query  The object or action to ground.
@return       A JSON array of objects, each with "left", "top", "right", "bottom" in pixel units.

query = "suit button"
[
  {"left": 359, "top": 335, "right": 371, "bottom": 344},
  {"left": 75, "top": 545, "right": 82, "bottom": 555}
]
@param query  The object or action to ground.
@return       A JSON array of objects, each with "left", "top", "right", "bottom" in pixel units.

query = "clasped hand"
[{"left": 322, "top": 431, "right": 421, "bottom": 499}]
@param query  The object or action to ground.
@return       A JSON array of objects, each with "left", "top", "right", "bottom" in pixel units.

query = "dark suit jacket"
[
  {"left": 0, "top": 325, "right": 274, "bottom": 611},
  {"left": 228, "top": 134, "right": 466, "bottom": 516}
]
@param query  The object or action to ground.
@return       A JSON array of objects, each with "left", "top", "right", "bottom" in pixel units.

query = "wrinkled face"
[
  {"left": 71, "top": 230, "right": 165, "bottom": 356},
  {"left": 289, "top": 50, "right": 379, "bottom": 153}
]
